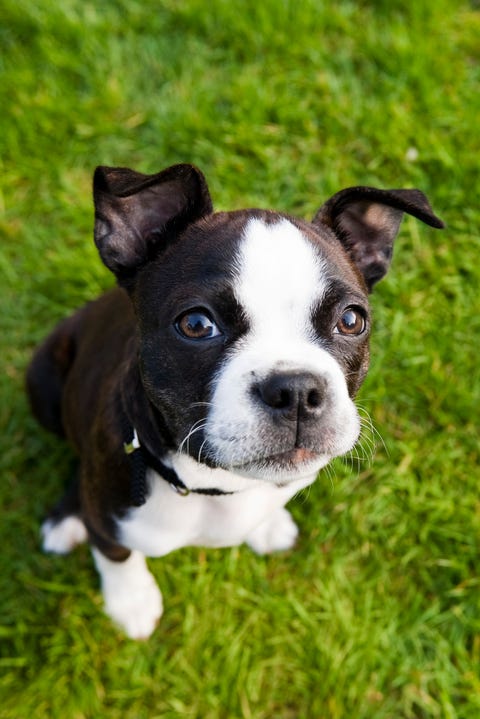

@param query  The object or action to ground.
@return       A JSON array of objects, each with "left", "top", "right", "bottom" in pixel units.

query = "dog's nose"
[{"left": 255, "top": 371, "right": 327, "bottom": 419}]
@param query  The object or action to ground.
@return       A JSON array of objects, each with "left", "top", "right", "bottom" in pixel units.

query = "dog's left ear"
[
  {"left": 313, "top": 187, "right": 444, "bottom": 290},
  {"left": 93, "top": 163, "right": 213, "bottom": 285}
]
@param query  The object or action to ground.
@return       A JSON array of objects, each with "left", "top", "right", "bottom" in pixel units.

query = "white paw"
[
  {"left": 41, "top": 516, "right": 88, "bottom": 554},
  {"left": 104, "top": 579, "right": 163, "bottom": 640},
  {"left": 246, "top": 508, "right": 299, "bottom": 555},
  {"left": 92, "top": 549, "right": 163, "bottom": 640}
]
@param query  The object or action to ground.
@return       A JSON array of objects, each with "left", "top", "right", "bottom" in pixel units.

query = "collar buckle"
[{"left": 170, "top": 482, "right": 190, "bottom": 496}]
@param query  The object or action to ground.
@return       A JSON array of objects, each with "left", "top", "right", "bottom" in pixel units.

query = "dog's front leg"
[
  {"left": 92, "top": 548, "right": 163, "bottom": 639},
  {"left": 245, "top": 507, "right": 299, "bottom": 555}
]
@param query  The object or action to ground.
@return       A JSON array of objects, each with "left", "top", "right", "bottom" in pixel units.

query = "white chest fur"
[{"left": 118, "top": 464, "right": 316, "bottom": 557}]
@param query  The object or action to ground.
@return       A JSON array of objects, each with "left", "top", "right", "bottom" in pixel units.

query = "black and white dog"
[{"left": 27, "top": 163, "right": 443, "bottom": 638}]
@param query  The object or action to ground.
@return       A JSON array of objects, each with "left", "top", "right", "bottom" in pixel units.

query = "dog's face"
[
  {"left": 134, "top": 211, "right": 368, "bottom": 482},
  {"left": 93, "top": 164, "right": 443, "bottom": 484}
]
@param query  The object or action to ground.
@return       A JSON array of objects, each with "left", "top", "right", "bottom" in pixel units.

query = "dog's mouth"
[
  {"left": 229, "top": 445, "right": 326, "bottom": 480},
  {"left": 262, "top": 447, "right": 318, "bottom": 465}
]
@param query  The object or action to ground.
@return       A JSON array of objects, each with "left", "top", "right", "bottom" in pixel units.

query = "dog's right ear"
[{"left": 93, "top": 163, "right": 213, "bottom": 284}]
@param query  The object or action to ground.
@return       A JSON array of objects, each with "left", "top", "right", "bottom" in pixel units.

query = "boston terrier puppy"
[{"left": 27, "top": 163, "right": 443, "bottom": 638}]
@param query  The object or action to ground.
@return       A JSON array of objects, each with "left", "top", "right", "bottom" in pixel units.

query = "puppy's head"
[{"left": 93, "top": 164, "right": 443, "bottom": 484}]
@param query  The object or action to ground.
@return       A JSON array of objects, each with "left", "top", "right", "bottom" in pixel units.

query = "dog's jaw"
[
  {"left": 166, "top": 451, "right": 321, "bottom": 493},
  {"left": 203, "top": 217, "right": 362, "bottom": 483}
]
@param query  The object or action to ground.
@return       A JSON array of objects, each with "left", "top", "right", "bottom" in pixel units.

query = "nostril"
[
  {"left": 307, "top": 388, "right": 322, "bottom": 408},
  {"left": 277, "top": 389, "right": 292, "bottom": 409},
  {"left": 256, "top": 379, "right": 293, "bottom": 410}
]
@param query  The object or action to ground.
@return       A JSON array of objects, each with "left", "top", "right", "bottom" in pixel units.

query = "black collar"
[
  {"left": 119, "top": 364, "right": 231, "bottom": 506},
  {"left": 123, "top": 425, "right": 231, "bottom": 506}
]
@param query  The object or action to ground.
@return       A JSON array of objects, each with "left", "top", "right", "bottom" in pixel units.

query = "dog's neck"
[
  {"left": 120, "top": 360, "right": 320, "bottom": 501},
  {"left": 119, "top": 362, "right": 248, "bottom": 500},
  {"left": 124, "top": 423, "right": 237, "bottom": 500},
  {"left": 160, "top": 451, "right": 319, "bottom": 497}
]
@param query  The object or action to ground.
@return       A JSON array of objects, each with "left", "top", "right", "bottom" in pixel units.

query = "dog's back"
[
  {"left": 27, "top": 312, "right": 81, "bottom": 437},
  {"left": 26, "top": 288, "right": 134, "bottom": 441}
]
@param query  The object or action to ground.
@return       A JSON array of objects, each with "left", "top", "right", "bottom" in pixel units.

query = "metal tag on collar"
[
  {"left": 170, "top": 482, "right": 190, "bottom": 496},
  {"left": 124, "top": 428, "right": 141, "bottom": 455}
]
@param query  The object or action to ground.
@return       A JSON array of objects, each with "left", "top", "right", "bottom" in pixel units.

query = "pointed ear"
[
  {"left": 313, "top": 187, "right": 444, "bottom": 290},
  {"left": 93, "top": 163, "right": 213, "bottom": 284}
]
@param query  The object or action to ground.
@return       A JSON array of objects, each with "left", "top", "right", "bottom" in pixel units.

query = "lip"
[
  {"left": 265, "top": 447, "right": 319, "bottom": 464},
  {"left": 233, "top": 447, "right": 321, "bottom": 472}
]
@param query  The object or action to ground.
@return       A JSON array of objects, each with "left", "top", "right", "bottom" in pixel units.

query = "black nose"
[{"left": 255, "top": 371, "right": 326, "bottom": 419}]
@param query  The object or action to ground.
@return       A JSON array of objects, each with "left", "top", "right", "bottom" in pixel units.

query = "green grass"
[{"left": 1, "top": 0, "right": 479, "bottom": 716}]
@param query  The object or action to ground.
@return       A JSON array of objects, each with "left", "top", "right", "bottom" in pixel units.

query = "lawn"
[{"left": 1, "top": 1, "right": 479, "bottom": 717}]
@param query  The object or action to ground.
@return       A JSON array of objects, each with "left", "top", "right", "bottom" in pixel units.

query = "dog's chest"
[{"left": 117, "top": 469, "right": 309, "bottom": 557}]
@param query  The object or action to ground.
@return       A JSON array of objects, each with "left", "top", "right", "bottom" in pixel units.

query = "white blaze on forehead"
[{"left": 234, "top": 218, "right": 326, "bottom": 339}]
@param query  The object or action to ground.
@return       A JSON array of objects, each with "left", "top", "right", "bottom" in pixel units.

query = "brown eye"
[
  {"left": 175, "top": 310, "right": 222, "bottom": 340},
  {"left": 335, "top": 307, "right": 366, "bottom": 336}
]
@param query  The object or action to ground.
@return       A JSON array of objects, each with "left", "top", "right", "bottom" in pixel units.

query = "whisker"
[
  {"left": 356, "top": 402, "right": 387, "bottom": 455},
  {"left": 322, "top": 462, "right": 336, "bottom": 492},
  {"left": 198, "top": 437, "right": 209, "bottom": 463},
  {"left": 363, "top": 423, "right": 387, "bottom": 456},
  {"left": 178, "top": 419, "right": 208, "bottom": 455},
  {"left": 179, "top": 419, "right": 205, "bottom": 447}
]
